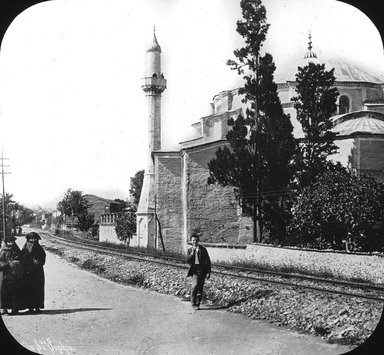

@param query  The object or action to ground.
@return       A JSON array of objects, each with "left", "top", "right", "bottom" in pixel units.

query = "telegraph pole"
[{"left": 1, "top": 150, "right": 11, "bottom": 244}]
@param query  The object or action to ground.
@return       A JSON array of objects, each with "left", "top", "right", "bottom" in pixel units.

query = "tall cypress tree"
[
  {"left": 292, "top": 62, "right": 339, "bottom": 188},
  {"left": 207, "top": 0, "right": 295, "bottom": 243}
]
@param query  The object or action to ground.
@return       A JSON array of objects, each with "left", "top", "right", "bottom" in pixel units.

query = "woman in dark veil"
[
  {"left": 21, "top": 232, "right": 46, "bottom": 313},
  {"left": 0, "top": 235, "right": 23, "bottom": 315}
]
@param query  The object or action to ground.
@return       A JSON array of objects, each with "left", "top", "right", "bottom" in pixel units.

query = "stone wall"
[
  {"left": 331, "top": 137, "right": 384, "bottom": 182},
  {"left": 185, "top": 145, "right": 253, "bottom": 245},
  {"left": 155, "top": 154, "right": 184, "bottom": 252},
  {"left": 99, "top": 225, "right": 125, "bottom": 245},
  {"left": 359, "top": 138, "right": 384, "bottom": 181},
  {"left": 205, "top": 243, "right": 384, "bottom": 284}
]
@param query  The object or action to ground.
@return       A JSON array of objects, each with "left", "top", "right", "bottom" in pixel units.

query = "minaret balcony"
[{"left": 141, "top": 77, "right": 167, "bottom": 94}]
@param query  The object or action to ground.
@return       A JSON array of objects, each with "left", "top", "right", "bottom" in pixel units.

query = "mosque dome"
[
  {"left": 277, "top": 58, "right": 382, "bottom": 85},
  {"left": 331, "top": 111, "right": 384, "bottom": 136},
  {"left": 276, "top": 35, "right": 383, "bottom": 85}
]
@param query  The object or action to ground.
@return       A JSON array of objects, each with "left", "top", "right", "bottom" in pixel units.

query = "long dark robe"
[
  {"left": 0, "top": 243, "right": 24, "bottom": 310},
  {"left": 21, "top": 241, "right": 46, "bottom": 309}
]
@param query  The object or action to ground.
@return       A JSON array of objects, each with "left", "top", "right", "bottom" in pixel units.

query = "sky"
[{"left": 0, "top": 0, "right": 383, "bottom": 209}]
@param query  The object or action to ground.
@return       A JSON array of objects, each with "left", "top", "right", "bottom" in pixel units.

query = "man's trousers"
[{"left": 190, "top": 266, "right": 206, "bottom": 307}]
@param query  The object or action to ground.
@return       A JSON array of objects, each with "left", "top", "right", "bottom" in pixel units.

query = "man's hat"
[{"left": 26, "top": 232, "right": 41, "bottom": 240}]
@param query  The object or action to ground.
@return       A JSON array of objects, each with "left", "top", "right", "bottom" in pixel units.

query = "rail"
[{"left": 37, "top": 230, "right": 384, "bottom": 303}]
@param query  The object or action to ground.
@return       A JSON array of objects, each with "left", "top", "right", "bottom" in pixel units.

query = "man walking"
[{"left": 186, "top": 233, "right": 211, "bottom": 310}]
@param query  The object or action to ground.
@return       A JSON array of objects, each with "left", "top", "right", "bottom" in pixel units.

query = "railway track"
[{"left": 36, "top": 230, "right": 384, "bottom": 303}]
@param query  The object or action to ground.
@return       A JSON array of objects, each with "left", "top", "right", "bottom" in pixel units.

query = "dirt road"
[{"left": 1, "top": 244, "right": 356, "bottom": 354}]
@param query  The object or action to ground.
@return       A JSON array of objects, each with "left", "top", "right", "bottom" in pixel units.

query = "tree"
[
  {"left": 207, "top": 0, "right": 295, "bottom": 243},
  {"left": 292, "top": 62, "right": 339, "bottom": 188},
  {"left": 115, "top": 202, "right": 137, "bottom": 245},
  {"left": 129, "top": 169, "right": 144, "bottom": 207},
  {"left": 14, "top": 205, "right": 34, "bottom": 226},
  {"left": 113, "top": 199, "right": 128, "bottom": 212},
  {"left": 0, "top": 193, "right": 16, "bottom": 239},
  {"left": 288, "top": 164, "right": 384, "bottom": 252},
  {"left": 115, "top": 169, "right": 144, "bottom": 243},
  {"left": 57, "top": 188, "right": 94, "bottom": 232}
]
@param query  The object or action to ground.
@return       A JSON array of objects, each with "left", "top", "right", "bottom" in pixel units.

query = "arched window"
[{"left": 339, "top": 95, "right": 350, "bottom": 114}]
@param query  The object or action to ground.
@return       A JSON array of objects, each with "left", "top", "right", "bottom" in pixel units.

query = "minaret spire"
[
  {"left": 308, "top": 32, "right": 313, "bottom": 51},
  {"left": 304, "top": 31, "right": 317, "bottom": 59}
]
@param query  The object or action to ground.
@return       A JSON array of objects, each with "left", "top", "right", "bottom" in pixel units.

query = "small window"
[
  {"left": 152, "top": 73, "right": 157, "bottom": 78},
  {"left": 339, "top": 95, "right": 350, "bottom": 114}
]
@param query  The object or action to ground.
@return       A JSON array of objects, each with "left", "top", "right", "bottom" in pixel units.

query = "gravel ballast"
[{"left": 40, "top": 237, "right": 382, "bottom": 347}]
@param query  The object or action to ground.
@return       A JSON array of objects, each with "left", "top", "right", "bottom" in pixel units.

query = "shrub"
[{"left": 288, "top": 166, "right": 384, "bottom": 252}]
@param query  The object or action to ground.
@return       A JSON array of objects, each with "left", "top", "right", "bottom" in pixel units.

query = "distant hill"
[{"left": 28, "top": 188, "right": 127, "bottom": 212}]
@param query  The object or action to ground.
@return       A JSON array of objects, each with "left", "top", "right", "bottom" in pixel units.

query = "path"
[{"left": 1, "top": 243, "right": 356, "bottom": 354}]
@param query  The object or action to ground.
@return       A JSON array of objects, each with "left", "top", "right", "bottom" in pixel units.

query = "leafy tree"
[
  {"left": 115, "top": 202, "right": 136, "bottom": 245},
  {"left": 129, "top": 169, "right": 144, "bottom": 207},
  {"left": 57, "top": 188, "right": 94, "bottom": 231},
  {"left": 0, "top": 194, "right": 34, "bottom": 239},
  {"left": 292, "top": 62, "right": 339, "bottom": 188},
  {"left": 14, "top": 205, "right": 34, "bottom": 226},
  {"left": 207, "top": 0, "right": 295, "bottom": 243},
  {"left": 288, "top": 164, "right": 384, "bottom": 251},
  {"left": 0, "top": 193, "right": 16, "bottom": 239},
  {"left": 115, "top": 169, "right": 144, "bottom": 243},
  {"left": 113, "top": 199, "right": 128, "bottom": 212}
]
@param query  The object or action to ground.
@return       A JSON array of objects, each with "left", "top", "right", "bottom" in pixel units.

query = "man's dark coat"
[{"left": 186, "top": 245, "right": 211, "bottom": 277}]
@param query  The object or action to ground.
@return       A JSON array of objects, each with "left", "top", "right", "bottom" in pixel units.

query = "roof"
[
  {"left": 147, "top": 30, "right": 161, "bottom": 53},
  {"left": 327, "top": 60, "right": 382, "bottom": 84},
  {"left": 331, "top": 111, "right": 384, "bottom": 136},
  {"left": 276, "top": 58, "right": 383, "bottom": 85}
]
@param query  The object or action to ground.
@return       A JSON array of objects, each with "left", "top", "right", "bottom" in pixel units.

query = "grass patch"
[
  {"left": 68, "top": 256, "right": 80, "bottom": 263},
  {"left": 109, "top": 272, "right": 145, "bottom": 287},
  {"left": 81, "top": 259, "right": 106, "bottom": 274}
]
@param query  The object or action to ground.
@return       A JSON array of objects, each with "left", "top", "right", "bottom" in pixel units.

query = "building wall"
[
  {"left": 330, "top": 137, "right": 384, "bottom": 182},
  {"left": 185, "top": 144, "right": 253, "bottom": 245},
  {"left": 99, "top": 225, "right": 125, "bottom": 245},
  {"left": 155, "top": 154, "right": 184, "bottom": 252},
  {"left": 330, "top": 138, "right": 355, "bottom": 169},
  {"left": 337, "top": 86, "right": 365, "bottom": 112},
  {"left": 359, "top": 138, "right": 384, "bottom": 181}
]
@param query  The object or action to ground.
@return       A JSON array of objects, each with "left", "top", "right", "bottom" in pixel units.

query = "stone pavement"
[{"left": 1, "top": 249, "right": 357, "bottom": 355}]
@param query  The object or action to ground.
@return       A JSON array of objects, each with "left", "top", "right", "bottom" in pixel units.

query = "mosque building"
[{"left": 135, "top": 32, "right": 384, "bottom": 253}]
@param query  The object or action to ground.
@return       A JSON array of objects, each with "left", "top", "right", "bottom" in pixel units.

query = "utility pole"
[{"left": 1, "top": 150, "right": 11, "bottom": 245}]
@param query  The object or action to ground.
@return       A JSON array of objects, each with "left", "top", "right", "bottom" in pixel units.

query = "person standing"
[
  {"left": 186, "top": 233, "right": 211, "bottom": 310},
  {"left": 0, "top": 236, "right": 24, "bottom": 315},
  {"left": 21, "top": 232, "right": 46, "bottom": 313}
]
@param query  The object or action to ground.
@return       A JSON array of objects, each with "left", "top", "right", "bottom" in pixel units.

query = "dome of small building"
[{"left": 332, "top": 111, "right": 384, "bottom": 136}]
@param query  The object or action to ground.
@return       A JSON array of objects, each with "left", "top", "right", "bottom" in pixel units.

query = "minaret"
[{"left": 136, "top": 28, "right": 166, "bottom": 248}]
